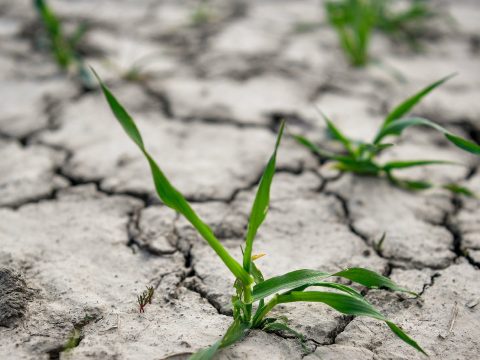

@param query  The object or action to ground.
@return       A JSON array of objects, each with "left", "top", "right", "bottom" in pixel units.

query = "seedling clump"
[
  {"left": 93, "top": 70, "right": 427, "bottom": 359},
  {"left": 137, "top": 286, "right": 155, "bottom": 313},
  {"left": 295, "top": 75, "right": 480, "bottom": 194},
  {"left": 34, "top": 0, "right": 94, "bottom": 89},
  {"left": 325, "top": 0, "right": 437, "bottom": 66}
]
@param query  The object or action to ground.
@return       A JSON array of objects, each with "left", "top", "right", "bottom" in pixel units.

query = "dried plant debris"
[
  {"left": 93, "top": 70, "right": 427, "bottom": 359},
  {"left": 294, "top": 75, "right": 480, "bottom": 194},
  {"left": 137, "top": 286, "right": 155, "bottom": 313}
]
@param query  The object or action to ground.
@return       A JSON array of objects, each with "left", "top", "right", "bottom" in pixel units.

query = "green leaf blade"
[
  {"left": 252, "top": 269, "right": 330, "bottom": 302},
  {"left": 382, "top": 159, "right": 458, "bottom": 171},
  {"left": 93, "top": 69, "right": 251, "bottom": 285},
  {"left": 243, "top": 122, "right": 285, "bottom": 273},
  {"left": 380, "top": 74, "right": 455, "bottom": 131},
  {"left": 274, "top": 291, "right": 426, "bottom": 355},
  {"left": 189, "top": 319, "right": 250, "bottom": 360},
  {"left": 279, "top": 291, "right": 385, "bottom": 320},
  {"left": 445, "top": 133, "right": 480, "bottom": 155},
  {"left": 333, "top": 268, "right": 417, "bottom": 296},
  {"left": 386, "top": 321, "right": 428, "bottom": 356}
]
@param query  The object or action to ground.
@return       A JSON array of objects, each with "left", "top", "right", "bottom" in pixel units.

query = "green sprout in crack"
[
  {"left": 34, "top": 0, "right": 94, "bottom": 89},
  {"left": 137, "top": 286, "right": 155, "bottom": 313},
  {"left": 325, "top": 0, "right": 437, "bottom": 66},
  {"left": 93, "top": 69, "right": 427, "bottom": 359},
  {"left": 294, "top": 75, "right": 480, "bottom": 195}
]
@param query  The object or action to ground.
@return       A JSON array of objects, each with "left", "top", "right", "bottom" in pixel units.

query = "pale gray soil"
[{"left": 1, "top": 0, "right": 479, "bottom": 359}]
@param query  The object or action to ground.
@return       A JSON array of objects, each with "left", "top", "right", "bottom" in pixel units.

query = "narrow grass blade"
[
  {"left": 335, "top": 159, "right": 381, "bottom": 175},
  {"left": 382, "top": 159, "right": 458, "bottom": 171},
  {"left": 443, "top": 184, "right": 476, "bottom": 197},
  {"left": 252, "top": 267, "right": 416, "bottom": 302},
  {"left": 288, "top": 282, "right": 363, "bottom": 299},
  {"left": 317, "top": 109, "right": 354, "bottom": 155},
  {"left": 252, "top": 269, "right": 329, "bottom": 302},
  {"left": 445, "top": 133, "right": 480, "bottom": 155},
  {"left": 92, "top": 69, "right": 251, "bottom": 285},
  {"left": 386, "top": 321, "right": 428, "bottom": 356},
  {"left": 243, "top": 122, "right": 285, "bottom": 273},
  {"left": 189, "top": 319, "right": 249, "bottom": 360},
  {"left": 375, "top": 117, "right": 480, "bottom": 155},
  {"left": 378, "top": 74, "right": 455, "bottom": 132},
  {"left": 35, "top": 0, "right": 73, "bottom": 68},
  {"left": 276, "top": 291, "right": 426, "bottom": 354},
  {"left": 397, "top": 179, "right": 433, "bottom": 191},
  {"left": 292, "top": 134, "right": 351, "bottom": 161},
  {"left": 35, "top": 0, "right": 61, "bottom": 38},
  {"left": 333, "top": 268, "right": 417, "bottom": 296},
  {"left": 279, "top": 291, "right": 385, "bottom": 320}
]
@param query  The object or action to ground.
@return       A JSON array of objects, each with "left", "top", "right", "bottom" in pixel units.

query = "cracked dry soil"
[{"left": 1, "top": 0, "right": 480, "bottom": 359}]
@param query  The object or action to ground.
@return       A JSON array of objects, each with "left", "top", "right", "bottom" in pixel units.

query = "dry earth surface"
[{"left": 1, "top": 0, "right": 480, "bottom": 359}]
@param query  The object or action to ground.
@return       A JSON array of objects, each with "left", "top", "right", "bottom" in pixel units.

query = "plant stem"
[
  {"left": 252, "top": 295, "right": 279, "bottom": 327},
  {"left": 243, "top": 285, "right": 253, "bottom": 321}
]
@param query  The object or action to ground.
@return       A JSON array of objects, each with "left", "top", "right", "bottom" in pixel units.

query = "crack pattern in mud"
[{"left": 1, "top": 0, "right": 480, "bottom": 359}]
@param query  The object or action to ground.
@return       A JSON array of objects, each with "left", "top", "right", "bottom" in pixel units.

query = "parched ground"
[{"left": 1, "top": 0, "right": 480, "bottom": 359}]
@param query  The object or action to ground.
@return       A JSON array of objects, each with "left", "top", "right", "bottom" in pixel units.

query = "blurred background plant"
[
  {"left": 34, "top": 0, "right": 95, "bottom": 89},
  {"left": 325, "top": 0, "right": 437, "bottom": 66}
]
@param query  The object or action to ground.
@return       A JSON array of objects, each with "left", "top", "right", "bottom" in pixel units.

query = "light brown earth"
[{"left": 1, "top": 0, "right": 479, "bottom": 359}]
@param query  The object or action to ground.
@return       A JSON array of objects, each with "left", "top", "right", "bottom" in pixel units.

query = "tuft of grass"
[
  {"left": 34, "top": 0, "right": 94, "bottom": 89},
  {"left": 137, "top": 286, "right": 155, "bottom": 313},
  {"left": 325, "top": 0, "right": 380, "bottom": 66},
  {"left": 294, "top": 75, "right": 480, "bottom": 194},
  {"left": 325, "top": 0, "right": 436, "bottom": 66},
  {"left": 93, "top": 69, "right": 428, "bottom": 358}
]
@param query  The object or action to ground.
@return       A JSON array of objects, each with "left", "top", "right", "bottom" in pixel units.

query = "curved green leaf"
[
  {"left": 382, "top": 159, "right": 458, "bottom": 171},
  {"left": 443, "top": 184, "right": 476, "bottom": 197},
  {"left": 288, "top": 281, "right": 363, "bottom": 299},
  {"left": 279, "top": 291, "right": 385, "bottom": 320},
  {"left": 292, "top": 134, "right": 341, "bottom": 160},
  {"left": 252, "top": 267, "right": 415, "bottom": 302},
  {"left": 93, "top": 69, "right": 251, "bottom": 285},
  {"left": 375, "top": 117, "right": 444, "bottom": 142},
  {"left": 243, "top": 122, "right": 284, "bottom": 273},
  {"left": 379, "top": 74, "right": 454, "bottom": 131},
  {"left": 252, "top": 269, "right": 329, "bottom": 302},
  {"left": 374, "top": 117, "right": 480, "bottom": 155},
  {"left": 333, "top": 268, "right": 417, "bottom": 296},
  {"left": 276, "top": 291, "right": 427, "bottom": 355},
  {"left": 319, "top": 110, "right": 354, "bottom": 154},
  {"left": 445, "top": 133, "right": 480, "bottom": 155},
  {"left": 386, "top": 321, "right": 427, "bottom": 356},
  {"left": 189, "top": 319, "right": 249, "bottom": 360}
]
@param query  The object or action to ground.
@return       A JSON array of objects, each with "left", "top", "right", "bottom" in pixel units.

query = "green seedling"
[
  {"left": 325, "top": 0, "right": 381, "bottom": 66},
  {"left": 93, "top": 69, "right": 427, "bottom": 358},
  {"left": 325, "top": 0, "right": 436, "bottom": 66},
  {"left": 137, "top": 286, "right": 155, "bottom": 313},
  {"left": 294, "top": 75, "right": 480, "bottom": 194},
  {"left": 34, "top": 0, "right": 94, "bottom": 89}
]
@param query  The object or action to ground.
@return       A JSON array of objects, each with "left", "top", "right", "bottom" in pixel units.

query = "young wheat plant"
[
  {"left": 294, "top": 75, "right": 480, "bottom": 194},
  {"left": 93, "top": 70, "right": 427, "bottom": 359},
  {"left": 325, "top": 0, "right": 436, "bottom": 66}
]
